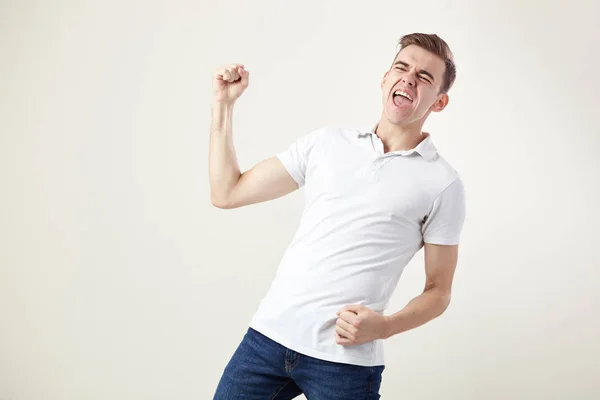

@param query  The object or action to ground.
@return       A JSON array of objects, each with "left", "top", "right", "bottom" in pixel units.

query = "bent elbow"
[
  {"left": 211, "top": 194, "right": 232, "bottom": 209},
  {"left": 440, "top": 292, "right": 452, "bottom": 314}
]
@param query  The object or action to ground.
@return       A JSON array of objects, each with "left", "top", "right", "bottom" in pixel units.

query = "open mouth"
[{"left": 393, "top": 90, "right": 414, "bottom": 107}]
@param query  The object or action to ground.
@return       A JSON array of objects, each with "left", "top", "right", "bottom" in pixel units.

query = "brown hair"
[{"left": 391, "top": 33, "right": 456, "bottom": 94}]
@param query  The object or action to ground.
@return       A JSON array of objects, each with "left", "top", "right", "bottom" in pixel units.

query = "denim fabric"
[{"left": 213, "top": 327, "right": 385, "bottom": 400}]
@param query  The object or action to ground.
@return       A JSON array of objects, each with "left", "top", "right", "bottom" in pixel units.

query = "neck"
[{"left": 375, "top": 117, "right": 428, "bottom": 153}]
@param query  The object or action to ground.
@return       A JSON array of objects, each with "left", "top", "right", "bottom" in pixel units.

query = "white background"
[{"left": 1, "top": 0, "right": 599, "bottom": 399}]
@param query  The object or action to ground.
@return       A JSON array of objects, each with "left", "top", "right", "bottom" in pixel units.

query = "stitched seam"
[
  {"left": 424, "top": 177, "right": 461, "bottom": 222},
  {"left": 284, "top": 350, "right": 300, "bottom": 374},
  {"left": 269, "top": 380, "right": 292, "bottom": 400},
  {"left": 288, "top": 354, "right": 300, "bottom": 371}
]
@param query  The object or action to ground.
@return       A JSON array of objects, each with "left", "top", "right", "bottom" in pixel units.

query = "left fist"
[{"left": 335, "top": 304, "right": 391, "bottom": 346}]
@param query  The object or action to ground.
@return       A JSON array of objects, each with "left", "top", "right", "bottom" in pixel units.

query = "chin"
[{"left": 385, "top": 110, "right": 411, "bottom": 125}]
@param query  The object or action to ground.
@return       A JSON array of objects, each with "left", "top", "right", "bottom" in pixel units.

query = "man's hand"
[
  {"left": 213, "top": 64, "right": 249, "bottom": 105},
  {"left": 335, "top": 304, "right": 390, "bottom": 346}
]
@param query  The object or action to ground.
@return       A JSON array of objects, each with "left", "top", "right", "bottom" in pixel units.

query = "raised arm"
[{"left": 209, "top": 64, "right": 298, "bottom": 209}]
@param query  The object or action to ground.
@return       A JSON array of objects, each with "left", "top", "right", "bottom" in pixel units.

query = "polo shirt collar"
[{"left": 358, "top": 122, "right": 438, "bottom": 162}]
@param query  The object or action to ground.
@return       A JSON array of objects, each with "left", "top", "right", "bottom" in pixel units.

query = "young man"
[{"left": 210, "top": 33, "right": 466, "bottom": 399}]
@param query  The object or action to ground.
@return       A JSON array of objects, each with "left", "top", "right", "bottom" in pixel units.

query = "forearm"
[
  {"left": 384, "top": 287, "right": 451, "bottom": 338},
  {"left": 209, "top": 101, "right": 241, "bottom": 205}
]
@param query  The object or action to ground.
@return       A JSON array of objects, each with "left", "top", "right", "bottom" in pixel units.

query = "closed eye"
[{"left": 396, "top": 67, "right": 431, "bottom": 84}]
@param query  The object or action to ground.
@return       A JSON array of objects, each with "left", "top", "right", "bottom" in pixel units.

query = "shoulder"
[
  {"left": 425, "top": 152, "right": 465, "bottom": 201},
  {"left": 433, "top": 153, "right": 461, "bottom": 181}
]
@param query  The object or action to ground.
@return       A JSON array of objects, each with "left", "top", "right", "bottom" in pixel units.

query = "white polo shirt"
[{"left": 249, "top": 122, "right": 466, "bottom": 367}]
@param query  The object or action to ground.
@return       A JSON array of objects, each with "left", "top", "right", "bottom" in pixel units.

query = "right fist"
[{"left": 213, "top": 63, "right": 249, "bottom": 104}]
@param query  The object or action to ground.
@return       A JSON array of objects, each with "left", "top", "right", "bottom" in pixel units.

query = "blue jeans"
[{"left": 213, "top": 327, "right": 385, "bottom": 400}]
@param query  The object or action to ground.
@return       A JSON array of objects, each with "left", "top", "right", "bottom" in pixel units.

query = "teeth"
[{"left": 394, "top": 90, "right": 413, "bottom": 101}]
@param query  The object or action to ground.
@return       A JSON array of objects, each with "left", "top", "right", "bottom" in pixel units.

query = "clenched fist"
[
  {"left": 335, "top": 304, "right": 391, "bottom": 346},
  {"left": 213, "top": 63, "right": 249, "bottom": 104}
]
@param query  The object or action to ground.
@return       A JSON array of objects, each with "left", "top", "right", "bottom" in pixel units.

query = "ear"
[
  {"left": 431, "top": 93, "right": 449, "bottom": 113},
  {"left": 381, "top": 70, "right": 390, "bottom": 89}
]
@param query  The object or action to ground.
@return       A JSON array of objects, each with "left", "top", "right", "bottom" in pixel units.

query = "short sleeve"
[
  {"left": 422, "top": 178, "right": 466, "bottom": 245},
  {"left": 276, "top": 128, "right": 323, "bottom": 188}
]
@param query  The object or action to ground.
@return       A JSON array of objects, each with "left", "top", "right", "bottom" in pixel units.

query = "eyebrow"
[{"left": 394, "top": 61, "right": 435, "bottom": 82}]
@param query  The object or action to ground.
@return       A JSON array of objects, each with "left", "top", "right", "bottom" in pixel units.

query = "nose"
[{"left": 401, "top": 73, "right": 416, "bottom": 87}]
